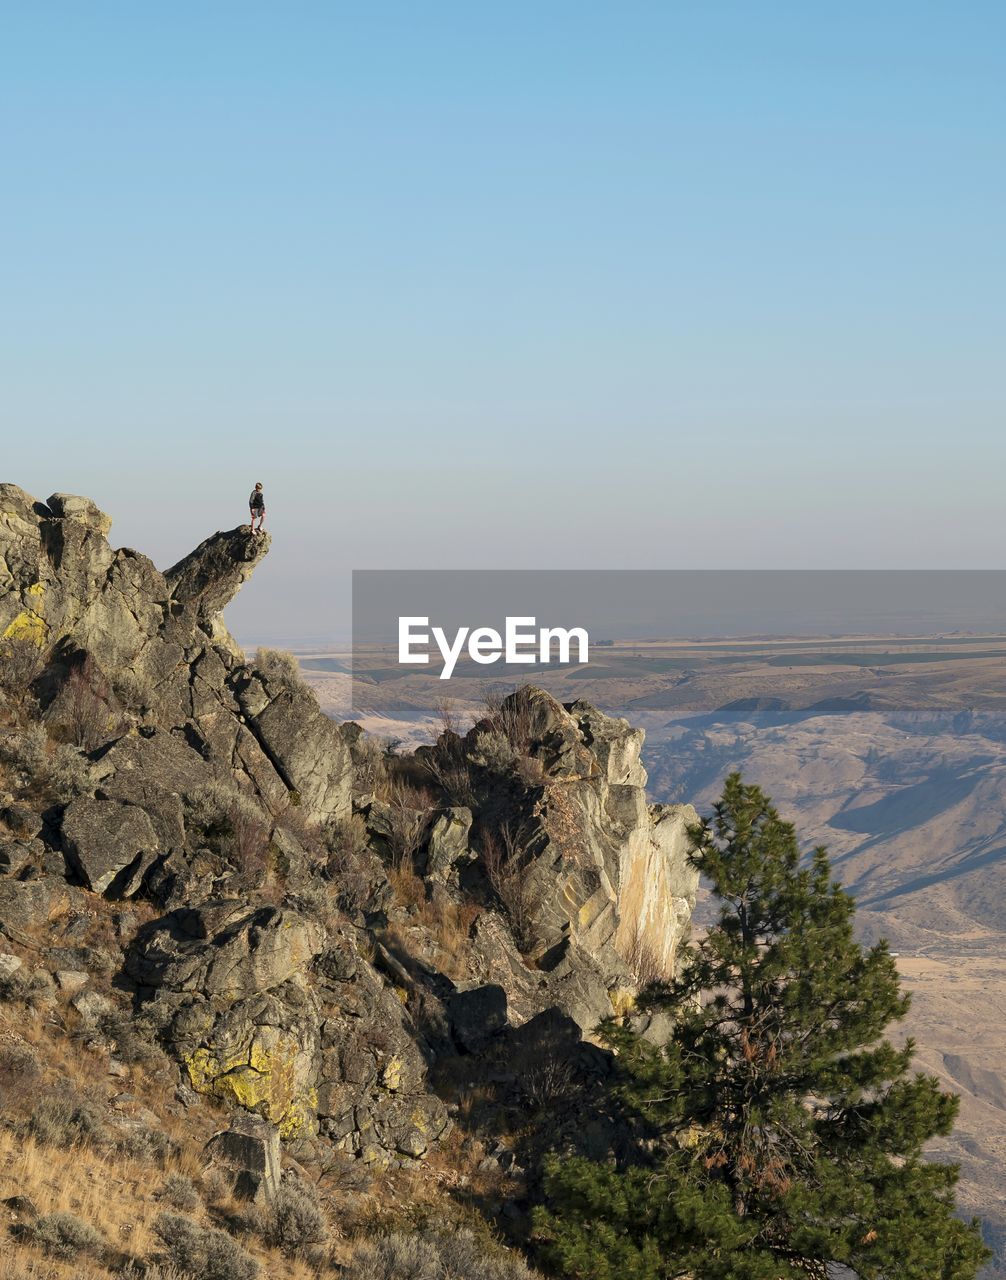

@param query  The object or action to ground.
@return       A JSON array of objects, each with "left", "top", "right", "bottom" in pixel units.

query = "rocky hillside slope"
[{"left": 0, "top": 485, "right": 697, "bottom": 1276}]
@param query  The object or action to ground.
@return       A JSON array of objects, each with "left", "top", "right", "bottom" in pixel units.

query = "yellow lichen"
[
  {"left": 2, "top": 610, "right": 48, "bottom": 646},
  {"left": 381, "top": 1056, "right": 403, "bottom": 1091},
  {"left": 184, "top": 1036, "right": 317, "bottom": 1138},
  {"left": 608, "top": 986, "right": 636, "bottom": 1018}
]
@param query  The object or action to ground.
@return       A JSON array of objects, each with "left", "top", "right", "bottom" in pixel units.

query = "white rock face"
[
  {"left": 615, "top": 802, "right": 698, "bottom": 978},
  {"left": 488, "top": 689, "right": 699, "bottom": 984}
]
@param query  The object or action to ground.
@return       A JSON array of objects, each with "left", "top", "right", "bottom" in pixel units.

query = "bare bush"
[
  {"left": 522, "top": 1052, "right": 576, "bottom": 1110},
  {"left": 0, "top": 635, "right": 45, "bottom": 719},
  {"left": 423, "top": 746, "right": 477, "bottom": 808},
  {"left": 422, "top": 702, "right": 478, "bottom": 806},
  {"left": 434, "top": 696, "right": 466, "bottom": 739},
  {"left": 325, "top": 812, "right": 374, "bottom": 912},
  {"left": 481, "top": 684, "right": 535, "bottom": 756},
  {"left": 45, "top": 654, "right": 124, "bottom": 750},
  {"left": 184, "top": 782, "right": 271, "bottom": 881},
  {"left": 481, "top": 822, "right": 536, "bottom": 952},
  {"left": 384, "top": 779, "right": 434, "bottom": 871}
]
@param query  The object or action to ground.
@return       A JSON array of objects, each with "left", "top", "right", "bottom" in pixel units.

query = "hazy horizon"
[{"left": 3, "top": 3, "right": 1005, "bottom": 641}]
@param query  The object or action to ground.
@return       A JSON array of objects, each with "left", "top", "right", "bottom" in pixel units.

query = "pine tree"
[{"left": 534, "top": 774, "right": 988, "bottom": 1279}]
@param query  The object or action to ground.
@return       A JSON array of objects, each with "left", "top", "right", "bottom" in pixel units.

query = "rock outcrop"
[
  {"left": 0, "top": 484, "right": 351, "bottom": 828},
  {"left": 0, "top": 484, "right": 697, "bottom": 1173},
  {"left": 502, "top": 690, "right": 698, "bottom": 981}
]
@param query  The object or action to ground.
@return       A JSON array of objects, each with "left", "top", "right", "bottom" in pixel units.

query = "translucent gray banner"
[{"left": 346, "top": 569, "right": 1006, "bottom": 715}]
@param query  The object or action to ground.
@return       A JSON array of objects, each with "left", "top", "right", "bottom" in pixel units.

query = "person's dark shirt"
[{"left": 249, "top": 489, "right": 264, "bottom": 510}]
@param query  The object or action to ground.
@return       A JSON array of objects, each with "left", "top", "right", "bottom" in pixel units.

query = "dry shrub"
[
  {"left": 28, "top": 1087, "right": 104, "bottom": 1148},
  {"left": 0, "top": 966, "right": 56, "bottom": 1010},
  {"left": 469, "top": 730, "right": 517, "bottom": 775},
  {"left": 254, "top": 647, "right": 304, "bottom": 693},
  {"left": 388, "top": 859, "right": 426, "bottom": 911},
  {"left": 0, "top": 724, "right": 93, "bottom": 802},
  {"left": 23, "top": 1210, "right": 105, "bottom": 1261},
  {"left": 481, "top": 684, "right": 534, "bottom": 756},
  {"left": 45, "top": 653, "right": 125, "bottom": 751},
  {"left": 522, "top": 1053, "right": 575, "bottom": 1111},
  {"left": 0, "top": 636, "right": 45, "bottom": 720},
  {"left": 325, "top": 813, "right": 373, "bottom": 912},
  {"left": 481, "top": 822, "right": 535, "bottom": 952},
  {"left": 153, "top": 1211, "right": 259, "bottom": 1280},
  {"left": 345, "top": 1226, "right": 540, "bottom": 1280},
  {"left": 422, "top": 699, "right": 478, "bottom": 806},
  {"left": 625, "top": 923, "right": 666, "bottom": 988},
  {"left": 352, "top": 732, "right": 388, "bottom": 794},
  {"left": 268, "top": 1178, "right": 327, "bottom": 1253},
  {"left": 161, "top": 1172, "right": 201, "bottom": 1212},
  {"left": 0, "top": 1030, "right": 41, "bottom": 1087},
  {"left": 412, "top": 896, "right": 482, "bottom": 980},
  {"left": 385, "top": 779, "right": 434, "bottom": 870},
  {"left": 184, "top": 782, "right": 270, "bottom": 882},
  {"left": 97, "top": 1009, "right": 169, "bottom": 1071}
]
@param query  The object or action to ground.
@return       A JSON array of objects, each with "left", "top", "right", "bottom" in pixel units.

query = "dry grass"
[
  {"left": 624, "top": 922, "right": 668, "bottom": 988},
  {"left": 382, "top": 886, "right": 481, "bottom": 981},
  {"left": 0, "top": 981, "right": 321, "bottom": 1280}
]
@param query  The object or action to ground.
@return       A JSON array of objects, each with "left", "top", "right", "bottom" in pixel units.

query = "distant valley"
[{"left": 296, "top": 633, "right": 1006, "bottom": 1271}]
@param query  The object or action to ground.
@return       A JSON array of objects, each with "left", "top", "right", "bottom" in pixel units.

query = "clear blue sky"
[{"left": 1, "top": 3, "right": 1003, "bottom": 640}]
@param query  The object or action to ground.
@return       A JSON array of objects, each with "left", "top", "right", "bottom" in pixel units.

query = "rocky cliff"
[{"left": 0, "top": 485, "right": 698, "bottom": 1177}]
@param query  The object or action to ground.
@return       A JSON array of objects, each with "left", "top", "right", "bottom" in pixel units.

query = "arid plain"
[{"left": 297, "top": 634, "right": 1006, "bottom": 1271}]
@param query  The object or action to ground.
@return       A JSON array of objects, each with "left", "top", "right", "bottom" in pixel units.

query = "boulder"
[
  {"left": 126, "top": 901, "right": 325, "bottom": 998},
  {"left": 62, "top": 796, "right": 159, "bottom": 896},
  {"left": 54, "top": 969, "right": 89, "bottom": 995},
  {"left": 372, "top": 1094, "right": 450, "bottom": 1159},
  {"left": 467, "top": 689, "right": 698, "bottom": 987},
  {"left": 0, "top": 879, "right": 69, "bottom": 930},
  {"left": 245, "top": 685, "right": 352, "bottom": 823},
  {"left": 425, "top": 807, "right": 472, "bottom": 884},
  {"left": 0, "top": 841, "right": 34, "bottom": 877},
  {"left": 46, "top": 493, "right": 112, "bottom": 536},
  {"left": 204, "top": 1114, "right": 281, "bottom": 1203},
  {"left": 71, "top": 989, "right": 114, "bottom": 1025},
  {"left": 1, "top": 804, "right": 42, "bottom": 840},
  {"left": 0, "top": 953, "right": 22, "bottom": 980},
  {"left": 448, "top": 983, "right": 508, "bottom": 1052}
]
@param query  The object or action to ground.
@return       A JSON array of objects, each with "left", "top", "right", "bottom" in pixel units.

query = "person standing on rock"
[{"left": 248, "top": 482, "right": 266, "bottom": 534}]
